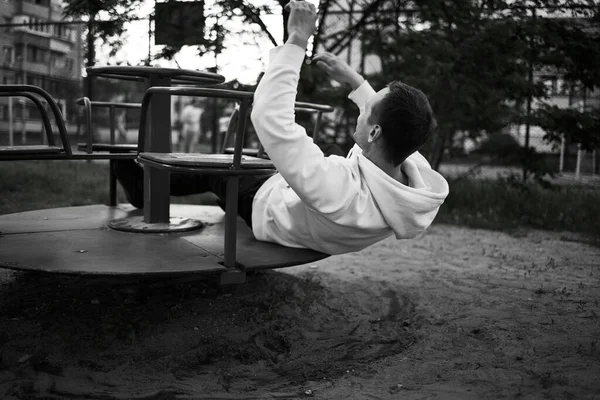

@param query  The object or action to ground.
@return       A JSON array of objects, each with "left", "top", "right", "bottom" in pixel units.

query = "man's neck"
[{"left": 363, "top": 149, "right": 407, "bottom": 184}]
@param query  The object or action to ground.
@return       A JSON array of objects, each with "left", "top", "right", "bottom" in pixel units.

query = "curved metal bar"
[
  {"left": 0, "top": 85, "right": 71, "bottom": 156},
  {"left": 76, "top": 97, "right": 142, "bottom": 154},
  {"left": 75, "top": 97, "right": 93, "bottom": 154},
  {"left": 87, "top": 65, "right": 225, "bottom": 85},
  {"left": 76, "top": 98, "right": 142, "bottom": 109},
  {"left": 0, "top": 92, "right": 55, "bottom": 146},
  {"left": 232, "top": 99, "right": 251, "bottom": 169},
  {"left": 220, "top": 106, "right": 240, "bottom": 154},
  {"left": 138, "top": 86, "right": 255, "bottom": 154}
]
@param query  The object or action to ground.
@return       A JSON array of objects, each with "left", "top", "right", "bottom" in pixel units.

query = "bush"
[
  {"left": 474, "top": 133, "right": 522, "bottom": 161},
  {"left": 436, "top": 178, "right": 600, "bottom": 239}
]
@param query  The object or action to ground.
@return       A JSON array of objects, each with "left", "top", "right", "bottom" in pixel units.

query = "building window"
[
  {"left": 27, "top": 45, "right": 36, "bottom": 62},
  {"left": 24, "top": 0, "right": 50, "bottom": 5},
  {"left": 14, "top": 44, "right": 23, "bottom": 61},
  {"left": 2, "top": 46, "right": 13, "bottom": 64},
  {"left": 39, "top": 48, "right": 48, "bottom": 63},
  {"left": 25, "top": 45, "right": 48, "bottom": 63}
]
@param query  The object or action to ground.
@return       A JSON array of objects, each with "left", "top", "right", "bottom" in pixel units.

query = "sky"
[{"left": 97, "top": 0, "right": 320, "bottom": 85}]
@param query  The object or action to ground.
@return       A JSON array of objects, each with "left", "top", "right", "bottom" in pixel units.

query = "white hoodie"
[{"left": 250, "top": 44, "right": 449, "bottom": 255}]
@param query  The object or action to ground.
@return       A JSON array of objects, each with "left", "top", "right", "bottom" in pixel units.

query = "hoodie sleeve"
[
  {"left": 348, "top": 80, "right": 377, "bottom": 111},
  {"left": 251, "top": 45, "right": 356, "bottom": 215}
]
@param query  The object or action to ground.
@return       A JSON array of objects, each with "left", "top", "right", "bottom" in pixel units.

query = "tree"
[
  {"left": 154, "top": 0, "right": 291, "bottom": 67},
  {"left": 359, "top": 0, "right": 600, "bottom": 172},
  {"left": 532, "top": 15, "right": 600, "bottom": 156},
  {"left": 62, "top": 0, "right": 146, "bottom": 97}
]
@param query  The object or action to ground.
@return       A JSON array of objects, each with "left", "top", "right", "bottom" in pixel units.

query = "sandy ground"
[{"left": 0, "top": 224, "right": 599, "bottom": 399}]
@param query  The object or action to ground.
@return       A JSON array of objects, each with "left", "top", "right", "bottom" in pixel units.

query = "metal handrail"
[
  {"left": 86, "top": 65, "right": 225, "bottom": 86},
  {"left": 0, "top": 92, "right": 55, "bottom": 146},
  {"left": 0, "top": 85, "right": 72, "bottom": 156},
  {"left": 75, "top": 97, "right": 142, "bottom": 154},
  {"left": 75, "top": 98, "right": 142, "bottom": 109}
]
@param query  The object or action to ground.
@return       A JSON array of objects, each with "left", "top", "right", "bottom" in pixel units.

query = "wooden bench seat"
[
  {"left": 222, "top": 147, "right": 261, "bottom": 157},
  {"left": 76, "top": 143, "right": 138, "bottom": 152},
  {"left": 0, "top": 145, "right": 63, "bottom": 155},
  {"left": 138, "top": 152, "right": 275, "bottom": 173}
]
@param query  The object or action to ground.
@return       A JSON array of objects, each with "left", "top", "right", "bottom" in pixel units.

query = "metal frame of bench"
[
  {"left": 76, "top": 97, "right": 142, "bottom": 154},
  {"left": 0, "top": 92, "right": 55, "bottom": 147},
  {"left": 0, "top": 85, "right": 72, "bottom": 160},
  {"left": 75, "top": 97, "right": 142, "bottom": 205},
  {"left": 135, "top": 86, "right": 276, "bottom": 272}
]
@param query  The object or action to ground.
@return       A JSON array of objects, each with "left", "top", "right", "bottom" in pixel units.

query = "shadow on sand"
[{"left": 0, "top": 269, "right": 417, "bottom": 399}]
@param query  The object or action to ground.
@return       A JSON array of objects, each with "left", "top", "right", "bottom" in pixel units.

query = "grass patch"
[
  {"left": 2, "top": 161, "right": 598, "bottom": 241},
  {"left": 436, "top": 178, "right": 600, "bottom": 239},
  {"left": 0, "top": 160, "right": 217, "bottom": 215}
]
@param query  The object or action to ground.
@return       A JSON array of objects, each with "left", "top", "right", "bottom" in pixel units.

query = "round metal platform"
[
  {"left": 0, "top": 204, "right": 328, "bottom": 276},
  {"left": 108, "top": 215, "right": 205, "bottom": 233}
]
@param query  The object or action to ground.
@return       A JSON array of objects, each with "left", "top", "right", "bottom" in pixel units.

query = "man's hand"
[
  {"left": 285, "top": 0, "right": 317, "bottom": 49},
  {"left": 313, "top": 52, "right": 364, "bottom": 90}
]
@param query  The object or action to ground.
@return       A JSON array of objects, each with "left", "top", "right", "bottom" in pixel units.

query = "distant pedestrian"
[{"left": 180, "top": 99, "right": 203, "bottom": 152}]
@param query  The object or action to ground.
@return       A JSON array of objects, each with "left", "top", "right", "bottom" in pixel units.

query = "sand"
[{"left": 0, "top": 224, "right": 598, "bottom": 399}]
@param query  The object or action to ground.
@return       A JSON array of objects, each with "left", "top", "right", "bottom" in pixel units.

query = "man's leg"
[
  {"left": 113, "top": 142, "right": 341, "bottom": 217},
  {"left": 112, "top": 160, "right": 212, "bottom": 209},
  {"left": 206, "top": 173, "right": 276, "bottom": 229}
]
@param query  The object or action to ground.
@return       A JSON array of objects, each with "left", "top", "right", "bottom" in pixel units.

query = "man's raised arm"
[
  {"left": 312, "top": 51, "right": 374, "bottom": 111},
  {"left": 251, "top": 1, "right": 360, "bottom": 214}
]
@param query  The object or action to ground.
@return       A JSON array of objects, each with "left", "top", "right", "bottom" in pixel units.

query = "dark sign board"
[{"left": 155, "top": 1, "right": 206, "bottom": 46}]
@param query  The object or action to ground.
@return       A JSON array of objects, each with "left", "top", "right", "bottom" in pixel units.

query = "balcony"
[
  {"left": 10, "top": 16, "right": 76, "bottom": 44},
  {"left": 15, "top": 0, "right": 51, "bottom": 19}
]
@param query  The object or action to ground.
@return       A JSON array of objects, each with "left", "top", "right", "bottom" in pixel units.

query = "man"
[
  {"left": 114, "top": 0, "right": 449, "bottom": 255},
  {"left": 179, "top": 98, "right": 204, "bottom": 152}
]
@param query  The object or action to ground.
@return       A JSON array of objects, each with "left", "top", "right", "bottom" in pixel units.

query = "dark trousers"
[{"left": 113, "top": 143, "right": 345, "bottom": 228}]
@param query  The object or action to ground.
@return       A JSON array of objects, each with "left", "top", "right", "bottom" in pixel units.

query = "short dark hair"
[{"left": 368, "top": 81, "right": 436, "bottom": 166}]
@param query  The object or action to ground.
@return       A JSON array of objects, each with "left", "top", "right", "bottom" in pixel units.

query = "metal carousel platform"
[{"left": 0, "top": 204, "right": 328, "bottom": 283}]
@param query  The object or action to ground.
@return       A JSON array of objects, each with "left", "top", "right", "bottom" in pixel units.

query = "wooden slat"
[
  {"left": 76, "top": 143, "right": 138, "bottom": 152},
  {"left": 139, "top": 152, "right": 275, "bottom": 169},
  {"left": 222, "top": 147, "right": 260, "bottom": 157},
  {"left": 0, "top": 145, "right": 62, "bottom": 154}
]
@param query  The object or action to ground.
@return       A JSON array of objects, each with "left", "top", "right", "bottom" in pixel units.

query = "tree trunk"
[
  {"left": 85, "top": 14, "right": 96, "bottom": 99},
  {"left": 277, "top": 0, "right": 289, "bottom": 42}
]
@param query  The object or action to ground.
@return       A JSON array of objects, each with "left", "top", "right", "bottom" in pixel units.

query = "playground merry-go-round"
[{"left": 0, "top": 65, "right": 336, "bottom": 285}]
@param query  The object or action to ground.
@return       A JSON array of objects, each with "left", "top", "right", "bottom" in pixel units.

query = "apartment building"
[{"left": 0, "top": 0, "right": 83, "bottom": 144}]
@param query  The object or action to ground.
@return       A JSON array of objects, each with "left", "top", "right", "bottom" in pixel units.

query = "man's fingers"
[
  {"left": 285, "top": 0, "right": 318, "bottom": 13},
  {"left": 312, "top": 53, "right": 332, "bottom": 63},
  {"left": 316, "top": 61, "right": 334, "bottom": 74}
]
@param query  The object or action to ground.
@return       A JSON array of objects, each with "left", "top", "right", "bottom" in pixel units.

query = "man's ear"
[{"left": 367, "top": 125, "right": 382, "bottom": 143}]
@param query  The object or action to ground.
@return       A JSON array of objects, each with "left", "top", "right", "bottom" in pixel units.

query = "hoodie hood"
[{"left": 349, "top": 145, "right": 449, "bottom": 239}]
